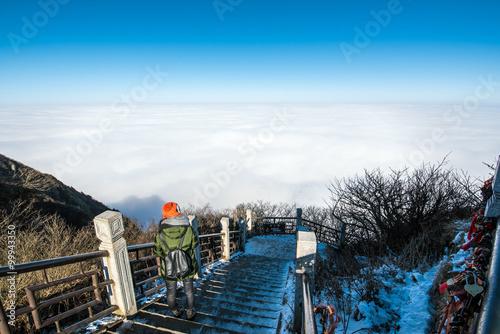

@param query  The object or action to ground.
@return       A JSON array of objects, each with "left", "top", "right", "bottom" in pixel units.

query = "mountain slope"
[{"left": 0, "top": 153, "right": 109, "bottom": 228}]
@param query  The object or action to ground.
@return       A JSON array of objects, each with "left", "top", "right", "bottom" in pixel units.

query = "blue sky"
[
  {"left": 0, "top": 1, "right": 499, "bottom": 220},
  {"left": 1, "top": 0, "right": 499, "bottom": 104}
]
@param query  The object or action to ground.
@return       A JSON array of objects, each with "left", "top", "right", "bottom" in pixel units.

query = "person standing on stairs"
[{"left": 153, "top": 202, "right": 200, "bottom": 320}]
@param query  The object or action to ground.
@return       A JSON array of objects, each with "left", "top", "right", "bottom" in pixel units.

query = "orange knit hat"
[{"left": 162, "top": 202, "right": 181, "bottom": 219}]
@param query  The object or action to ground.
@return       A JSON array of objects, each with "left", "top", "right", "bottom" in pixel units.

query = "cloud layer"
[{"left": 1, "top": 104, "right": 498, "bottom": 223}]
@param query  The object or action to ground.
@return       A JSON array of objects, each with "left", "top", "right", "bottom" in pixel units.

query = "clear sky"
[
  {"left": 1, "top": 1, "right": 499, "bottom": 222},
  {"left": 0, "top": 0, "right": 499, "bottom": 104}
]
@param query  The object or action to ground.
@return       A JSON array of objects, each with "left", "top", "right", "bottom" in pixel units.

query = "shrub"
[{"left": 327, "top": 159, "right": 479, "bottom": 262}]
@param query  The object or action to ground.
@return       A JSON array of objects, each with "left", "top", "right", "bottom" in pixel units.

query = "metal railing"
[
  {"left": 473, "top": 216, "right": 500, "bottom": 334},
  {"left": 0, "top": 251, "right": 117, "bottom": 334},
  {"left": 252, "top": 215, "right": 347, "bottom": 249},
  {"left": 301, "top": 273, "right": 318, "bottom": 334},
  {"left": 127, "top": 243, "right": 164, "bottom": 301},
  {"left": 0, "top": 225, "right": 245, "bottom": 334},
  {"left": 229, "top": 231, "right": 242, "bottom": 255},
  {"left": 199, "top": 233, "right": 224, "bottom": 267},
  {"left": 253, "top": 216, "right": 297, "bottom": 235},
  {"left": 125, "top": 229, "right": 244, "bottom": 300}
]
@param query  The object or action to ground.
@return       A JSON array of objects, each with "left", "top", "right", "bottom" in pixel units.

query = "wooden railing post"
[
  {"left": 221, "top": 218, "right": 231, "bottom": 261},
  {"left": 188, "top": 215, "right": 203, "bottom": 278},
  {"left": 0, "top": 299, "right": 12, "bottom": 334},
  {"left": 94, "top": 211, "right": 137, "bottom": 316},
  {"left": 294, "top": 230, "right": 317, "bottom": 333},
  {"left": 239, "top": 218, "right": 247, "bottom": 252}
]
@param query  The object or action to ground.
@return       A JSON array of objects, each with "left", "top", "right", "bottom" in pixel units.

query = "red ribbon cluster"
[
  {"left": 438, "top": 176, "right": 496, "bottom": 334},
  {"left": 313, "top": 305, "right": 342, "bottom": 334}
]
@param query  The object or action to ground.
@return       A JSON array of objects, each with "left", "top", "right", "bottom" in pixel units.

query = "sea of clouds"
[{"left": 1, "top": 104, "right": 498, "bottom": 223}]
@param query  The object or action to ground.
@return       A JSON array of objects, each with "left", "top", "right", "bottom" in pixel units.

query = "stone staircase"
[{"left": 105, "top": 254, "right": 291, "bottom": 334}]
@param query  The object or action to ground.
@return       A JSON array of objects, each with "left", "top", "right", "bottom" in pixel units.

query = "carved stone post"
[
  {"left": 221, "top": 218, "right": 231, "bottom": 261},
  {"left": 239, "top": 218, "right": 247, "bottom": 252},
  {"left": 94, "top": 211, "right": 137, "bottom": 316},
  {"left": 188, "top": 215, "right": 202, "bottom": 278},
  {"left": 296, "top": 208, "right": 306, "bottom": 232},
  {"left": 246, "top": 209, "right": 253, "bottom": 235},
  {"left": 294, "top": 230, "right": 317, "bottom": 333}
]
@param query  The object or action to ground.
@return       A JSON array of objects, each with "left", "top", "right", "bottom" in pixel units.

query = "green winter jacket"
[{"left": 153, "top": 216, "right": 200, "bottom": 283}]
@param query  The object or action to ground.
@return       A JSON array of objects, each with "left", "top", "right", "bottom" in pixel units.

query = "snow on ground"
[
  {"left": 243, "top": 235, "right": 297, "bottom": 333},
  {"left": 315, "top": 221, "right": 472, "bottom": 334},
  {"left": 81, "top": 235, "right": 298, "bottom": 333},
  {"left": 82, "top": 227, "right": 473, "bottom": 334},
  {"left": 245, "top": 234, "right": 297, "bottom": 260},
  {"left": 315, "top": 259, "right": 444, "bottom": 334}
]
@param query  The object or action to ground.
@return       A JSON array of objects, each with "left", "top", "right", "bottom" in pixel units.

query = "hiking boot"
[
  {"left": 186, "top": 308, "right": 196, "bottom": 321},
  {"left": 172, "top": 305, "right": 184, "bottom": 318}
]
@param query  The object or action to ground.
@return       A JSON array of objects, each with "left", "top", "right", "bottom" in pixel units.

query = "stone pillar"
[
  {"left": 246, "top": 209, "right": 253, "bottom": 234},
  {"left": 189, "top": 215, "right": 203, "bottom": 278},
  {"left": 486, "top": 156, "right": 500, "bottom": 218},
  {"left": 94, "top": 211, "right": 137, "bottom": 316},
  {"left": 239, "top": 218, "right": 247, "bottom": 252},
  {"left": 296, "top": 208, "right": 306, "bottom": 232},
  {"left": 221, "top": 218, "right": 231, "bottom": 261},
  {"left": 294, "top": 231, "right": 317, "bottom": 333},
  {"left": 339, "top": 221, "right": 347, "bottom": 248}
]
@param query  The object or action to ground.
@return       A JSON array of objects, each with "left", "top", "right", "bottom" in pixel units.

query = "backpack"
[{"left": 158, "top": 227, "right": 194, "bottom": 280}]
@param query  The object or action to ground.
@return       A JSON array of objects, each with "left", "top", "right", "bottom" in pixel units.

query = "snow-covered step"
[
  {"left": 202, "top": 280, "right": 285, "bottom": 299},
  {"left": 196, "top": 288, "right": 283, "bottom": 312},
  {"left": 144, "top": 302, "right": 276, "bottom": 334},
  {"left": 198, "top": 283, "right": 284, "bottom": 304},
  {"left": 195, "top": 296, "right": 282, "bottom": 319},
  {"left": 196, "top": 303, "right": 279, "bottom": 327},
  {"left": 106, "top": 309, "right": 203, "bottom": 333},
  {"left": 211, "top": 268, "right": 288, "bottom": 286},
  {"left": 107, "top": 306, "right": 250, "bottom": 334},
  {"left": 105, "top": 253, "right": 291, "bottom": 333}
]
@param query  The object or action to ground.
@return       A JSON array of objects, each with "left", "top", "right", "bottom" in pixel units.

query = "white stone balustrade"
[
  {"left": 294, "top": 230, "right": 317, "bottom": 332},
  {"left": 221, "top": 217, "right": 231, "bottom": 261},
  {"left": 94, "top": 211, "right": 137, "bottom": 316}
]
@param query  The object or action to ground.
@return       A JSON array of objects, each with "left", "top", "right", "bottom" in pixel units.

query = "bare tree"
[{"left": 327, "top": 159, "right": 480, "bottom": 259}]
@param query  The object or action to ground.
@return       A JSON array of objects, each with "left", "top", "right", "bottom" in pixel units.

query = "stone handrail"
[{"left": 294, "top": 230, "right": 317, "bottom": 333}]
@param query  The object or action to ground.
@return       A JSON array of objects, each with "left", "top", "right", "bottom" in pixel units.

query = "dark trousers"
[{"left": 166, "top": 277, "right": 194, "bottom": 311}]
